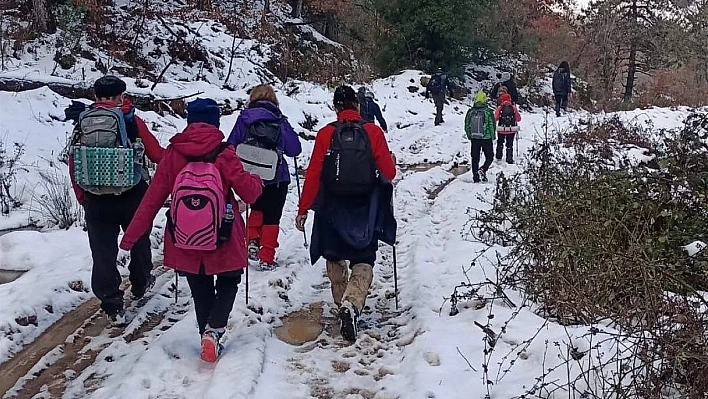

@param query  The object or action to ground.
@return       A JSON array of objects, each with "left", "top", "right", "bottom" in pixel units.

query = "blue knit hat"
[{"left": 186, "top": 98, "right": 221, "bottom": 128}]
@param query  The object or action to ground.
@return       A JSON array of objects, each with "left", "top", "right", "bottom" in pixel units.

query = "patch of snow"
[{"left": 683, "top": 241, "right": 707, "bottom": 257}]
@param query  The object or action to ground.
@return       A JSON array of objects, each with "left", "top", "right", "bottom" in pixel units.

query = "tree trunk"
[
  {"left": 31, "top": 0, "right": 53, "bottom": 32},
  {"left": 289, "top": 0, "right": 302, "bottom": 18},
  {"left": 623, "top": 42, "right": 638, "bottom": 102}
]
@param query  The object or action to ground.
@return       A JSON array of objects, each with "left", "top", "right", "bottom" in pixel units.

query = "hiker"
[
  {"left": 295, "top": 86, "right": 397, "bottom": 342},
  {"left": 464, "top": 91, "right": 496, "bottom": 183},
  {"left": 425, "top": 67, "right": 455, "bottom": 125},
  {"left": 552, "top": 61, "right": 572, "bottom": 117},
  {"left": 494, "top": 93, "right": 522, "bottom": 164},
  {"left": 67, "top": 75, "right": 164, "bottom": 326},
  {"left": 490, "top": 72, "right": 520, "bottom": 105},
  {"left": 227, "top": 84, "right": 302, "bottom": 271},
  {"left": 360, "top": 90, "right": 388, "bottom": 132},
  {"left": 357, "top": 86, "right": 367, "bottom": 105},
  {"left": 120, "top": 98, "right": 263, "bottom": 362}
]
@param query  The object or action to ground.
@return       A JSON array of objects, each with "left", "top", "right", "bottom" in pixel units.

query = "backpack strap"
[{"left": 186, "top": 142, "right": 231, "bottom": 163}]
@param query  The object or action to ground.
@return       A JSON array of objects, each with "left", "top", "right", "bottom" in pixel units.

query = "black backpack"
[
  {"left": 428, "top": 74, "right": 445, "bottom": 95},
  {"left": 322, "top": 121, "right": 377, "bottom": 197},
  {"left": 245, "top": 120, "right": 281, "bottom": 150},
  {"left": 499, "top": 104, "right": 516, "bottom": 127}
]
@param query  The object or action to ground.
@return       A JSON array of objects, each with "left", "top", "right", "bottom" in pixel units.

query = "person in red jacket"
[
  {"left": 120, "top": 98, "right": 262, "bottom": 362},
  {"left": 295, "top": 85, "right": 396, "bottom": 341},
  {"left": 494, "top": 93, "right": 522, "bottom": 164},
  {"left": 67, "top": 76, "right": 165, "bottom": 326}
]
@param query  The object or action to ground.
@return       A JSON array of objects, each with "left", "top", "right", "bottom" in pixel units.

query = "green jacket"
[{"left": 464, "top": 103, "right": 496, "bottom": 140}]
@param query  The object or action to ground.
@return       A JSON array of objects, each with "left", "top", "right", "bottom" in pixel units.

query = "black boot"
[
  {"left": 506, "top": 148, "right": 514, "bottom": 164},
  {"left": 496, "top": 143, "right": 504, "bottom": 160}
]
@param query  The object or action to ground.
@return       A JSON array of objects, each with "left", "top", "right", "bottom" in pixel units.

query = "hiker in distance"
[
  {"left": 464, "top": 91, "right": 496, "bottom": 183},
  {"left": 228, "top": 84, "right": 302, "bottom": 271},
  {"left": 359, "top": 89, "right": 388, "bottom": 132},
  {"left": 295, "top": 86, "right": 397, "bottom": 342},
  {"left": 552, "top": 61, "right": 572, "bottom": 117},
  {"left": 67, "top": 75, "right": 164, "bottom": 326},
  {"left": 120, "top": 98, "right": 263, "bottom": 362},
  {"left": 494, "top": 93, "right": 522, "bottom": 164},
  {"left": 425, "top": 67, "right": 455, "bottom": 126},
  {"left": 490, "top": 72, "right": 520, "bottom": 105}
]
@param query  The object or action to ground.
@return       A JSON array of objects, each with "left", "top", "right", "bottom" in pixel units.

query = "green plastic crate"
[{"left": 72, "top": 146, "right": 136, "bottom": 187}]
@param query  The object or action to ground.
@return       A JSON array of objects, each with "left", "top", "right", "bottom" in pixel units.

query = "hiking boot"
[
  {"left": 506, "top": 148, "right": 514, "bottom": 164},
  {"left": 257, "top": 260, "right": 279, "bottom": 271},
  {"left": 132, "top": 274, "right": 156, "bottom": 300},
  {"left": 200, "top": 327, "right": 225, "bottom": 362},
  {"left": 106, "top": 310, "right": 128, "bottom": 327},
  {"left": 247, "top": 240, "right": 260, "bottom": 262},
  {"left": 479, "top": 168, "right": 488, "bottom": 182},
  {"left": 495, "top": 145, "right": 504, "bottom": 160},
  {"left": 473, "top": 173, "right": 481, "bottom": 183},
  {"left": 339, "top": 301, "right": 360, "bottom": 342}
]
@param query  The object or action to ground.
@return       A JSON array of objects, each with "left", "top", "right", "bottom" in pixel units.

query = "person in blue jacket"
[{"left": 359, "top": 90, "right": 388, "bottom": 132}]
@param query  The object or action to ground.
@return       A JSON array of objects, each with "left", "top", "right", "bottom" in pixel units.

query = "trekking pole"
[
  {"left": 174, "top": 272, "right": 178, "bottom": 305},
  {"left": 245, "top": 204, "right": 250, "bottom": 306},
  {"left": 293, "top": 157, "right": 309, "bottom": 248},
  {"left": 392, "top": 244, "right": 399, "bottom": 310}
]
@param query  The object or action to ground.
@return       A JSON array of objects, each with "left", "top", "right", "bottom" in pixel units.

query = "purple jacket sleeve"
[
  {"left": 227, "top": 115, "right": 248, "bottom": 146},
  {"left": 280, "top": 118, "right": 302, "bottom": 157}
]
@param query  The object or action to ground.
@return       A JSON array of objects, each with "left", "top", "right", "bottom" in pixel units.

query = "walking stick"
[
  {"left": 393, "top": 244, "right": 399, "bottom": 310},
  {"left": 174, "top": 272, "right": 178, "bottom": 305},
  {"left": 245, "top": 204, "right": 250, "bottom": 305},
  {"left": 293, "top": 157, "right": 309, "bottom": 248}
]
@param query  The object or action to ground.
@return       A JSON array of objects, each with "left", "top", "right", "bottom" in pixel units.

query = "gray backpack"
[
  {"left": 71, "top": 107, "right": 143, "bottom": 195},
  {"left": 467, "top": 109, "right": 486, "bottom": 139}
]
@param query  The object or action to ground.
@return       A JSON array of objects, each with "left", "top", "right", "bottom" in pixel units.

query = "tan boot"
[
  {"left": 326, "top": 260, "right": 349, "bottom": 306},
  {"left": 342, "top": 263, "right": 374, "bottom": 312}
]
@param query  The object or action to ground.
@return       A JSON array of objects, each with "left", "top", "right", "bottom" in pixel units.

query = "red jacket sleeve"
[
  {"left": 216, "top": 145, "right": 263, "bottom": 204},
  {"left": 120, "top": 149, "right": 174, "bottom": 250},
  {"left": 514, "top": 106, "right": 522, "bottom": 122},
  {"left": 297, "top": 125, "right": 333, "bottom": 215},
  {"left": 68, "top": 156, "right": 84, "bottom": 205},
  {"left": 366, "top": 124, "right": 396, "bottom": 182},
  {"left": 135, "top": 116, "right": 165, "bottom": 163},
  {"left": 494, "top": 106, "right": 501, "bottom": 121}
]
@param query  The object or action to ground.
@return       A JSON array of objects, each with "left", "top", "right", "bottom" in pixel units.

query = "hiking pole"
[
  {"left": 174, "top": 272, "right": 178, "bottom": 305},
  {"left": 393, "top": 244, "right": 399, "bottom": 310},
  {"left": 293, "top": 157, "right": 309, "bottom": 248},
  {"left": 245, "top": 204, "right": 250, "bottom": 306}
]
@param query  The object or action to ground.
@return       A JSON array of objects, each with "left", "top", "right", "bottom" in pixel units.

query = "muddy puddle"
[
  {"left": 0, "top": 269, "right": 26, "bottom": 285},
  {"left": 275, "top": 303, "right": 325, "bottom": 346}
]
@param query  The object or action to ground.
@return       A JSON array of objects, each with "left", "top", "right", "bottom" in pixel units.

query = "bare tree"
[{"left": 31, "top": 0, "right": 54, "bottom": 32}]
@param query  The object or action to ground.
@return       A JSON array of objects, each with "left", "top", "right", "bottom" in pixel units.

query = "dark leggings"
[
  {"left": 185, "top": 270, "right": 243, "bottom": 335},
  {"left": 555, "top": 94, "right": 568, "bottom": 114},
  {"left": 251, "top": 183, "right": 289, "bottom": 224}
]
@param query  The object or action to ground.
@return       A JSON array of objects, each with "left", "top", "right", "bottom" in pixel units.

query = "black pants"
[
  {"left": 251, "top": 183, "right": 288, "bottom": 224},
  {"left": 555, "top": 94, "right": 568, "bottom": 115},
  {"left": 496, "top": 133, "right": 516, "bottom": 160},
  {"left": 432, "top": 93, "right": 445, "bottom": 125},
  {"left": 84, "top": 182, "right": 153, "bottom": 315},
  {"left": 185, "top": 270, "right": 242, "bottom": 335},
  {"left": 471, "top": 139, "right": 494, "bottom": 176}
]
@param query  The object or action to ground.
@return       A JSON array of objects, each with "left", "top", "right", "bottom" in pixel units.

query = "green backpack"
[{"left": 71, "top": 107, "right": 143, "bottom": 195}]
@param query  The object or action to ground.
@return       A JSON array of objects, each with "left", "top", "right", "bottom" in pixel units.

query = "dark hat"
[
  {"left": 94, "top": 75, "right": 127, "bottom": 99},
  {"left": 186, "top": 98, "right": 221, "bottom": 128},
  {"left": 333, "top": 86, "right": 358, "bottom": 106}
]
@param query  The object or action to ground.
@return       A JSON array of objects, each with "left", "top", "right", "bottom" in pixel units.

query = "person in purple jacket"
[{"left": 228, "top": 84, "right": 302, "bottom": 270}]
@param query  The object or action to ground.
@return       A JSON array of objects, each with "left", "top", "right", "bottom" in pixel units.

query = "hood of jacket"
[
  {"left": 240, "top": 101, "right": 282, "bottom": 125},
  {"left": 170, "top": 122, "right": 225, "bottom": 158}
]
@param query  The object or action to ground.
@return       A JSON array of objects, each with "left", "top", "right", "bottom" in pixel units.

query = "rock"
[
  {"left": 423, "top": 351, "right": 441, "bottom": 366},
  {"left": 16, "top": 314, "right": 38, "bottom": 327}
]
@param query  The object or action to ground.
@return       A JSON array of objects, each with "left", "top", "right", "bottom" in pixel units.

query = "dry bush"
[
  {"left": 635, "top": 64, "right": 708, "bottom": 108},
  {"left": 470, "top": 114, "right": 708, "bottom": 398},
  {"left": 32, "top": 167, "right": 82, "bottom": 229}
]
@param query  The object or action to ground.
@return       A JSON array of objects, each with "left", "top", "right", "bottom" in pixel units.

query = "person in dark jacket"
[
  {"left": 490, "top": 72, "right": 520, "bottom": 105},
  {"left": 464, "top": 91, "right": 496, "bottom": 183},
  {"left": 68, "top": 76, "right": 165, "bottom": 326},
  {"left": 360, "top": 91, "right": 387, "bottom": 132},
  {"left": 120, "top": 98, "right": 263, "bottom": 362},
  {"left": 552, "top": 61, "right": 572, "bottom": 117},
  {"left": 228, "top": 84, "right": 302, "bottom": 271},
  {"left": 295, "top": 86, "right": 397, "bottom": 342},
  {"left": 425, "top": 67, "right": 455, "bottom": 126}
]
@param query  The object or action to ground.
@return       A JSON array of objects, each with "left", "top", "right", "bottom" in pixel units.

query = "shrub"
[
  {"left": 32, "top": 167, "right": 81, "bottom": 229},
  {"left": 0, "top": 140, "right": 26, "bottom": 214}
]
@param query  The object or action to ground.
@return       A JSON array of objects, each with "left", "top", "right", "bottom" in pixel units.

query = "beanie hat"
[
  {"left": 94, "top": 75, "right": 126, "bottom": 99},
  {"left": 333, "top": 86, "right": 359, "bottom": 107},
  {"left": 474, "top": 91, "right": 487, "bottom": 104},
  {"left": 500, "top": 93, "right": 512, "bottom": 103},
  {"left": 186, "top": 98, "right": 221, "bottom": 128},
  {"left": 501, "top": 72, "right": 511, "bottom": 82}
]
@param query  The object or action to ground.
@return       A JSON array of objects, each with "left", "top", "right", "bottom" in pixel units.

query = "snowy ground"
[{"left": 0, "top": 61, "right": 699, "bottom": 399}]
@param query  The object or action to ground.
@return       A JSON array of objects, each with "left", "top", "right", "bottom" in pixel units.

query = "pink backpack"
[{"left": 170, "top": 145, "right": 229, "bottom": 251}]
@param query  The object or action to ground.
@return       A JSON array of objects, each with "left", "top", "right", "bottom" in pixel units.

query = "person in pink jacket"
[
  {"left": 494, "top": 93, "right": 522, "bottom": 164},
  {"left": 120, "top": 99, "right": 262, "bottom": 362}
]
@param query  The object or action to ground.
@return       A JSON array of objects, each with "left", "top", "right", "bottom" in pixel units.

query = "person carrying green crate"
[{"left": 67, "top": 75, "right": 165, "bottom": 326}]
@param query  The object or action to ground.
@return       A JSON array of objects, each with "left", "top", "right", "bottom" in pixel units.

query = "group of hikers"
[{"left": 65, "top": 62, "right": 571, "bottom": 362}]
